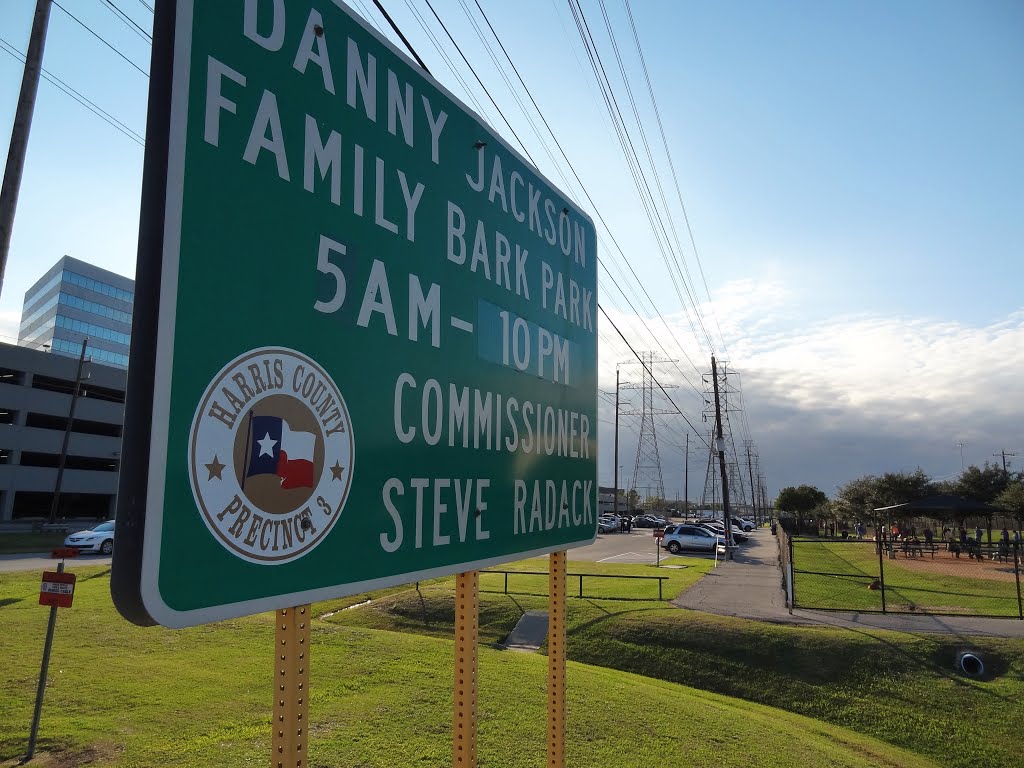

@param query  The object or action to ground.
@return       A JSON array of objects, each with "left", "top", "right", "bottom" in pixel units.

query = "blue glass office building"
[{"left": 17, "top": 256, "right": 134, "bottom": 368}]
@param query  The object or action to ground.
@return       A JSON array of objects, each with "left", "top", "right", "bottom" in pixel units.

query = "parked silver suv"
[{"left": 661, "top": 524, "right": 725, "bottom": 554}]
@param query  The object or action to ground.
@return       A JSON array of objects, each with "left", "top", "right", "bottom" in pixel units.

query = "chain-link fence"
[{"left": 788, "top": 535, "right": 1023, "bottom": 619}]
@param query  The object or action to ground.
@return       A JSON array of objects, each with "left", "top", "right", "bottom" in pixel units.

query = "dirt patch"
[
  {"left": 1, "top": 743, "right": 119, "bottom": 767},
  {"left": 888, "top": 553, "right": 1019, "bottom": 583}
]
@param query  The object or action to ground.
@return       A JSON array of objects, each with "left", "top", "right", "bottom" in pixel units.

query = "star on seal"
[{"left": 205, "top": 455, "right": 226, "bottom": 480}]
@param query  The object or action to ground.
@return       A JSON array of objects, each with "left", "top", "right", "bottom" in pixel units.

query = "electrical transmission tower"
[
  {"left": 621, "top": 352, "right": 676, "bottom": 508},
  {"left": 700, "top": 361, "right": 749, "bottom": 512}
]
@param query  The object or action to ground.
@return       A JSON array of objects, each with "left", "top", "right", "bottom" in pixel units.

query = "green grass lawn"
[
  {"left": 326, "top": 556, "right": 1024, "bottom": 768},
  {"left": 0, "top": 533, "right": 68, "bottom": 554},
  {"left": 791, "top": 539, "right": 1021, "bottom": 616},
  {"left": 0, "top": 564, "right": 932, "bottom": 768}
]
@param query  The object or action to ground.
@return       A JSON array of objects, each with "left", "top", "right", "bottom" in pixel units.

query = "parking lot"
[{"left": 571, "top": 526, "right": 719, "bottom": 565}]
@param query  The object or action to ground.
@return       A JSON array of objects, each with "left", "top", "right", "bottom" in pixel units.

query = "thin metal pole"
[
  {"left": 746, "top": 445, "right": 757, "bottom": 526},
  {"left": 548, "top": 552, "right": 567, "bottom": 768},
  {"left": 613, "top": 367, "right": 619, "bottom": 517},
  {"left": 787, "top": 532, "right": 794, "bottom": 614},
  {"left": 683, "top": 432, "right": 688, "bottom": 518},
  {"left": 0, "top": 0, "right": 53, "bottom": 298},
  {"left": 877, "top": 529, "right": 887, "bottom": 614},
  {"left": 25, "top": 560, "right": 62, "bottom": 761},
  {"left": 48, "top": 339, "right": 88, "bottom": 524},
  {"left": 453, "top": 571, "right": 479, "bottom": 768},
  {"left": 273, "top": 605, "right": 310, "bottom": 768},
  {"left": 1014, "top": 546, "right": 1022, "bottom": 621}
]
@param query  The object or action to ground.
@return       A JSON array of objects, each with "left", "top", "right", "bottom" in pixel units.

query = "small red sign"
[
  {"left": 39, "top": 571, "right": 76, "bottom": 608},
  {"left": 653, "top": 530, "right": 665, "bottom": 539},
  {"left": 51, "top": 547, "right": 80, "bottom": 559}
]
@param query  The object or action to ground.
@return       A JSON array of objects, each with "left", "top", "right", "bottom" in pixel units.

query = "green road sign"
[{"left": 112, "top": 0, "right": 597, "bottom": 627}]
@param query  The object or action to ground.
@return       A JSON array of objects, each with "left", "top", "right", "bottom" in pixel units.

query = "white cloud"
[
  {"left": 597, "top": 278, "right": 1024, "bottom": 496},
  {"left": 0, "top": 308, "right": 21, "bottom": 346}
]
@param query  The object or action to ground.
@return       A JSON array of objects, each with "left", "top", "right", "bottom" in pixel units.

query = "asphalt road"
[
  {"left": 0, "top": 552, "right": 112, "bottom": 573},
  {"left": 0, "top": 527, "right": 695, "bottom": 573}
]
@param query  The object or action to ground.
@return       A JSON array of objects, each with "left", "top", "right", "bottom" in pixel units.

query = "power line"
[
  {"left": 0, "top": 37, "right": 144, "bottom": 146},
  {"left": 622, "top": 0, "right": 726, "bottom": 353},
  {"left": 97, "top": 0, "right": 152, "bottom": 43},
  {"left": 363, "top": 4, "right": 708, "bottom": 439},
  {"left": 421, "top": 0, "right": 536, "bottom": 163},
  {"left": 398, "top": 0, "right": 493, "bottom": 121},
  {"left": 53, "top": 1, "right": 149, "bottom": 77},
  {"left": 469, "top": 0, "right": 708, "bottom": 396},
  {"left": 568, "top": 0, "right": 713, "bottom": 355},
  {"left": 595, "top": 0, "right": 713, "bottom": 351},
  {"left": 371, "top": 0, "right": 431, "bottom": 73},
  {"left": 599, "top": 304, "right": 709, "bottom": 448}
]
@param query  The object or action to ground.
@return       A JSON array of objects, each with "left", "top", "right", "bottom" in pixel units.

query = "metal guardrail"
[{"left": 479, "top": 569, "right": 670, "bottom": 600}]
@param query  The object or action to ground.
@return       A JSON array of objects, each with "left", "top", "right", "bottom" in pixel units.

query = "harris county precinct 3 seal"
[{"left": 188, "top": 347, "right": 354, "bottom": 564}]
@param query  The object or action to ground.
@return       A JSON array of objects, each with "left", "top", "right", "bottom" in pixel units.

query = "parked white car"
[{"left": 64, "top": 521, "right": 115, "bottom": 555}]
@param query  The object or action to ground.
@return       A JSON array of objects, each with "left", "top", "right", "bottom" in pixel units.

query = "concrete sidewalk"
[
  {"left": 501, "top": 610, "right": 548, "bottom": 652},
  {"left": 673, "top": 530, "right": 1024, "bottom": 638}
]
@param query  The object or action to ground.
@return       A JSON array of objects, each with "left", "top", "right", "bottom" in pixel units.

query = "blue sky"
[{"left": 1, "top": 0, "right": 1021, "bottom": 499}]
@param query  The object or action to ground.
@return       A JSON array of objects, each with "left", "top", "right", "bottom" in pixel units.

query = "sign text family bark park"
[{"left": 112, "top": 0, "right": 598, "bottom": 629}]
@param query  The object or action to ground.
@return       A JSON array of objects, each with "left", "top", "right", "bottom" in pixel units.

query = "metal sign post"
[
  {"left": 453, "top": 571, "right": 479, "bottom": 768},
  {"left": 26, "top": 558, "right": 75, "bottom": 761},
  {"left": 547, "top": 552, "right": 567, "bottom": 768},
  {"left": 273, "top": 605, "right": 310, "bottom": 768}
]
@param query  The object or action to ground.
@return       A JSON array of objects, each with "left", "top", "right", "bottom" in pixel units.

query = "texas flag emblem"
[{"left": 245, "top": 415, "right": 317, "bottom": 490}]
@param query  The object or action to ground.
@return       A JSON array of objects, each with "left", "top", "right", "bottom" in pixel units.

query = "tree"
[
  {"left": 834, "top": 475, "right": 879, "bottom": 518},
  {"left": 834, "top": 470, "right": 936, "bottom": 531},
  {"left": 625, "top": 489, "right": 640, "bottom": 512},
  {"left": 874, "top": 468, "right": 932, "bottom": 507},
  {"left": 955, "top": 463, "right": 1010, "bottom": 503},
  {"left": 643, "top": 495, "right": 666, "bottom": 511},
  {"left": 776, "top": 485, "right": 828, "bottom": 533},
  {"left": 995, "top": 482, "right": 1024, "bottom": 526},
  {"left": 776, "top": 484, "right": 828, "bottom": 514}
]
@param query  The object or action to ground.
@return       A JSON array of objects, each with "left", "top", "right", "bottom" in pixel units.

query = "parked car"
[
  {"left": 661, "top": 524, "right": 725, "bottom": 554},
  {"left": 598, "top": 517, "right": 619, "bottom": 533},
  {"left": 64, "top": 521, "right": 115, "bottom": 554},
  {"left": 632, "top": 514, "right": 660, "bottom": 528},
  {"left": 734, "top": 518, "right": 755, "bottom": 532},
  {"left": 698, "top": 521, "right": 748, "bottom": 543}
]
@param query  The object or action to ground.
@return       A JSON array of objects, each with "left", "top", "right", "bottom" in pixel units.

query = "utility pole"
[
  {"left": 745, "top": 442, "right": 757, "bottom": 526},
  {"left": 48, "top": 340, "right": 88, "bottom": 524},
  {"left": 0, "top": 0, "right": 54, "bottom": 297},
  {"left": 613, "top": 367, "right": 619, "bottom": 516},
  {"left": 993, "top": 451, "right": 1017, "bottom": 478},
  {"left": 711, "top": 356, "right": 733, "bottom": 557},
  {"left": 956, "top": 441, "right": 966, "bottom": 471},
  {"left": 683, "top": 432, "right": 689, "bottom": 519}
]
